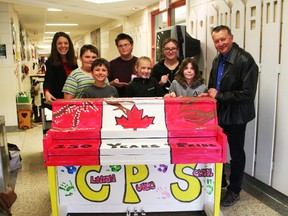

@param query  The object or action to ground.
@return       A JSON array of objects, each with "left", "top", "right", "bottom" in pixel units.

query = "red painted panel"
[
  {"left": 52, "top": 99, "right": 103, "bottom": 129},
  {"left": 43, "top": 97, "right": 227, "bottom": 166}
]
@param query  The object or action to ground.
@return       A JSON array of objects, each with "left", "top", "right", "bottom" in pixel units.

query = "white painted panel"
[
  {"left": 206, "top": 2, "right": 218, "bottom": 82},
  {"left": 187, "top": 8, "right": 197, "bottom": 38},
  {"left": 197, "top": 5, "right": 209, "bottom": 82},
  {"left": 243, "top": 0, "right": 262, "bottom": 177},
  {"left": 108, "top": 26, "right": 122, "bottom": 61},
  {"left": 0, "top": 3, "right": 9, "bottom": 12},
  {"left": 272, "top": 0, "right": 288, "bottom": 196},
  {"left": 133, "top": 26, "right": 148, "bottom": 57},
  {"left": 231, "top": 1, "right": 244, "bottom": 47},
  {"left": 187, "top": 7, "right": 205, "bottom": 81},
  {"left": 214, "top": 0, "right": 230, "bottom": 27},
  {"left": 245, "top": 0, "right": 261, "bottom": 63},
  {"left": 255, "top": 0, "right": 281, "bottom": 185},
  {"left": 0, "top": 67, "right": 18, "bottom": 126},
  {"left": 188, "top": 5, "right": 208, "bottom": 81}
]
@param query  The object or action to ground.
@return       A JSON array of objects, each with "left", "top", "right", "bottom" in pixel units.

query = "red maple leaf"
[{"left": 115, "top": 104, "right": 155, "bottom": 130}]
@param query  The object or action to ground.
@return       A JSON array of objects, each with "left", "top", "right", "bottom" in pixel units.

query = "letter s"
[{"left": 171, "top": 164, "right": 201, "bottom": 202}]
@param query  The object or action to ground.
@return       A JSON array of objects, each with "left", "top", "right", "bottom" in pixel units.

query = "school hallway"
[{"left": 3, "top": 124, "right": 288, "bottom": 216}]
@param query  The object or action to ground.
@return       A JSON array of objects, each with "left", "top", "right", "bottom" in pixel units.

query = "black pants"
[{"left": 220, "top": 123, "right": 247, "bottom": 194}]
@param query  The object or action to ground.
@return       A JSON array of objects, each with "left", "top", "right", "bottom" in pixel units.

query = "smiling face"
[
  {"left": 183, "top": 62, "right": 195, "bottom": 83},
  {"left": 135, "top": 58, "right": 152, "bottom": 79},
  {"left": 92, "top": 64, "right": 109, "bottom": 83},
  {"left": 56, "top": 36, "right": 69, "bottom": 57},
  {"left": 212, "top": 29, "right": 233, "bottom": 56},
  {"left": 163, "top": 41, "right": 179, "bottom": 61},
  {"left": 80, "top": 50, "right": 98, "bottom": 72}
]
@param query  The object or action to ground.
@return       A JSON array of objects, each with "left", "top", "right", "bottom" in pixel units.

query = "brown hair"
[
  {"left": 162, "top": 38, "right": 179, "bottom": 49},
  {"left": 49, "top": 32, "right": 77, "bottom": 68},
  {"left": 211, "top": 25, "right": 232, "bottom": 35},
  {"left": 91, "top": 58, "right": 110, "bottom": 72},
  {"left": 115, "top": 33, "right": 134, "bottom": 46},
  {"left": 80, "top": 44, "right": 99, "bottom": 58},
  {"left": 175, "top": 57, "right": 204, "bottom": 87}
]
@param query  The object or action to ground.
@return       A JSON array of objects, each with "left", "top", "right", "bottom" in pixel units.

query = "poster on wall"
[
  {"left": 0, "top": 44, "right": 7, "bottom": 59},
  {"left": 11, "top": 19, "right": 17, "bottom": 61},
  {"left": 90, "top": 28, "right": 101, "bottom": 56},
  {"left": 19, "top": 22, "right": 26, "bottom": 60}
]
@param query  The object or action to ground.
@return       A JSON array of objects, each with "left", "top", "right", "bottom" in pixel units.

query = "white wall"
[
  {"left": 0, "top": 3, "right": 36, "bottom": 127},
  {"left": 108, "top": 26, "right": 123, "bottom": 61},
  {"left": 0, "top": 3, "right": 19, "bottom": 126}
]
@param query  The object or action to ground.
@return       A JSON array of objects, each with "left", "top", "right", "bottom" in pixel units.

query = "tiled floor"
[{"left": 2, "top": 123, "right": 288, "bottom": 216}]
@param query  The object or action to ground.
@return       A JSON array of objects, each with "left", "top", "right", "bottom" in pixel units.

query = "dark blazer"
[{"left": 43, "top": 59, "right": 77, "bottom": 99}]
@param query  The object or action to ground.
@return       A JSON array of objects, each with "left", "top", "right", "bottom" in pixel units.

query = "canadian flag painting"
[
  {"left": 44, "top": 97, "right": 226, "bottom": 166},
  {"left": 101, "top": 98, "right": 167, "bottom": 139}
]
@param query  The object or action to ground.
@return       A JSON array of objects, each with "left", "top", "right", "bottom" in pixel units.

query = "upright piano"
[{"left": 43, "top": 97, "right": 227, "bottom": 216}]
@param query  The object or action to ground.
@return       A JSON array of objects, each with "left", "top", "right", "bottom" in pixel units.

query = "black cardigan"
[{"left": 43, "top": 59, "right": 77, "bottom": 99}]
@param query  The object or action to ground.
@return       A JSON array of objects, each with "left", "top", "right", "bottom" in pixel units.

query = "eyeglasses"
[
  {"left": 164, "top": 47, "right": 178, "bottom": 52},
  {"left": 117, "top": 43, "right": 131, "bottom": 49}
]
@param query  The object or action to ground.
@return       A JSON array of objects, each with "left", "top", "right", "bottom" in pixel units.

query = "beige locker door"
[
  {"left": 272, "top": 0, "right": 288, "bottom": 196},
  {"left": 255, "top": 0, "right": 281, "bottom": 185},
  {"left": 243, "top": 0, "right": 262, "bottom": 177}
]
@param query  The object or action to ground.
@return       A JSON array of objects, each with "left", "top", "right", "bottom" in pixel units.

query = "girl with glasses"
[{"left": 151, "top": 38, "right": 181, "bottom": 94}]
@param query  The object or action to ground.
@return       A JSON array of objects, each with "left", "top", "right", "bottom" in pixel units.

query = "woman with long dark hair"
[{"left": 43, "top": 32, "right": 78, "bottom": 105}]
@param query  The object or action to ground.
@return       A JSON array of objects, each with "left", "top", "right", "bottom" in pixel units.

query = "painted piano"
[{"left": 43, "top": 97, "right": 227, "bottom": 216}]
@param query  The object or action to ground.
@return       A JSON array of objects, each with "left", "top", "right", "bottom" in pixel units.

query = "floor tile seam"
[
  {"left": 245, "top": 182, "right": 288, "bottom": 206},
  {"left": 242, "top": 181, "right": 288, "bottom": 214},
  {"left": 243, "top": 174, "right": 288, "bottom": 205}
]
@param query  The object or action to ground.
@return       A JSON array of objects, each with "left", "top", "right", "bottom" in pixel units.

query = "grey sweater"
[{"left": 169, "top": 80, "right": 208, "bottom": 96}]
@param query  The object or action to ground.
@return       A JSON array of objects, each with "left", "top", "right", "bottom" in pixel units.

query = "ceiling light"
[
  {"left": 85, "top": 0, "right": 126, "bottom": 4},
  {"left": 43, "top": 37, "right": 53, "bottom": 42},
  {"left": 37, "top": 45, "right": 51, "bottom": 49},
  {"left": 46, "top": 23, "right": 78, "bottom": 26},
  {"left": 47, "top": 8, "right": 62, "bottom": 11},
  {"left": 45, "top": 32, "right": 70, "bottom": 34},
  {"left": 130, "top": 7, "right": 140, "bottom": 11}
]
